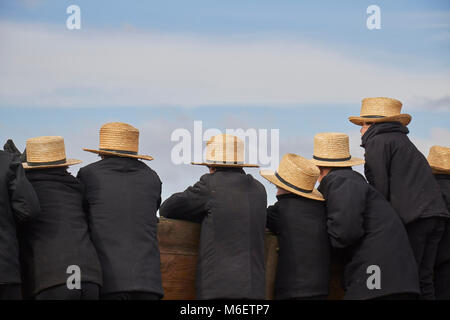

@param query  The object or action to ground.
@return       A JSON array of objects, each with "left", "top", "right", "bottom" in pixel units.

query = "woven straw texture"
[
  {"left": 192, "top": 134, "right": 258, "bottom": 167},
  {"left": 261, "top": 153, "right": 323, "bottom": 201},
  {"left": 99, "top": 122, "right": 139, "bottom": 153},
  {"left": 349, "top": 97, "right": 411, "bottom": 126},
  {"left": 361, "top": 97, "right": 403, "bottom": 117},
  {"left": 314, "top": 132, "right": 350, "bottom": 159},
  {"left": 428, "top": 145, "right": 450, "bottom": 173},
  {"left": 84, "top": 122, "right": 153, "bottom": 161},
  {"left": 310, "top": 132, "right": 365, "bottom": 167},
  {"left": 24, "top": 136, "right": 81, "bottom": 169}
]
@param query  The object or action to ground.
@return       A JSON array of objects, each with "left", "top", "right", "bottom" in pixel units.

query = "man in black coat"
[
  {"left": 159, "top": 134, "right": 267, "bottom": 300},
  {"left": 427, "top": 146, "right": 450, "bottom": 299},
  {"left": 79, "top": 122, "right": 164, "bottom": 300},
  {"left": 350, "top": 97, "right": 449, "bottom": 299},
  {"left": 19, "top": 136, "right": 102, "bottom": 300},
  {"left": 261, "top": 153, "right": 330, "bottom": 300},
  {"left": 0, "top": 145, "right": 40, "bottom": 300},
  {"left": 312, "top": 132, "right": 420, "bottom": 300}
]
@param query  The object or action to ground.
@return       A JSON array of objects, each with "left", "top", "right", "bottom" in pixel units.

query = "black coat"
[
  {"left": 361, "top": 122, "right": 449, "bottom": 224},
  {"left": 267, "top": 193, "right": 330, "bottom": 299},
  {"left": 77, "top": 157, "right": 163, "bottom": 297},
  {"left": 0, "top": 151, "right": 40, "bottom": 285},
  {"left": 318, "top": 168, "right": 420, "bottom": 299},
  {"left": 159, "top": 167, "right": 267, "bottom": 300},
  {"left": 435, "top": 174, "right": 450, "bottom": 267},
  {"left": 21, "top": 168, "right": 102, "bottom": 296}
]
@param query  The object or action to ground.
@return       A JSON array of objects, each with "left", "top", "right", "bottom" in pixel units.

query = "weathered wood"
[
  {"left": 158, "top": 218, "right": 200, "bottom": 300},
  {"left": 157, "top": 217, "right": 344, "bottom": 300}
]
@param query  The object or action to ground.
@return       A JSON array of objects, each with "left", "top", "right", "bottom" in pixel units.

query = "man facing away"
[
  {"left": 349, "top": 97, "right": 450, "bottom": 299},
  {"left": 159, "top": 134, "right": 267, "bottom": 300},
  {"left": 261, "top": 153, "right": 330, "bottom": 300},
  {"left": 312, "top": 132, "right": 420, "bottom": 300},
  {"left": 1, "top": 141, "right": 41, "bottom": 300},
  {"left": 427, "top": 145, "right": 450, "bottom": 299},
  {"left": 78, "top": 122, "right": 164, "bottom": 300},
  {"left": 19, "top": 136, "right": 102, "bottom": 300}
]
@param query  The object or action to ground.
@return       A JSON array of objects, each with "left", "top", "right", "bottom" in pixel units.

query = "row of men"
[{"left": 0, "top": 97, "right": 449, "bottom": 300}]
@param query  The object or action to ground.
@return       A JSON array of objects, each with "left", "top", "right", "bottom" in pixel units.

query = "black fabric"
[
  {"left": 406, "top": 217, "right": 445, "bottom": 300},
  {"left": 20, "top": 167, "right": 102, "bottom": 297},
  {"left": 34, "top": 282, "right": 100, "bottom": 300},
  {"left": 0, "top": 151, "right": 40, "bottom": 285},
  {"left": 100, "top": 291, "right": 161, "bottom": 300},
  {"left": 318, "top": 168, "right": 420, "bottom": 299},
  {"left": 3, "top": 139, "right": 26, "bottom": 163},
  {"left": 434, "top": 174, "right": 450, "bottom": 300},
  {"left": 435, "top": 175, "right": 450, "bottom": 266},
  {"left": 266, "top": 193, "right": 330, "bottom": 299},
  {"left": 159, "top": 168, "right": 267, "bottom": 300},
  {"left": 77, "top": 156, "right": 163, "bottom": 297},
  {"left": 435, "top": 261, "right": 450, "bottom": 300},
  {"left": 361, "top": 122, "right": 449, "bottom": 224},
  {"left": 0, "top": 284, "right": 22, "bottom": 300}
]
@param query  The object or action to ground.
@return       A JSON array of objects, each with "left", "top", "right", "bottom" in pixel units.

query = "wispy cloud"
[{"left": 0, "top": 21, "right": 449, "bottom": 110}]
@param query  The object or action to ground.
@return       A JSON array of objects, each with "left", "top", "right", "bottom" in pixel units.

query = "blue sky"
[
  {"left": 1, "top": 0, "right": 449, "bottom": 204},
  {"left": 1, "top": 0, "right": 450, "bottom": 69}
]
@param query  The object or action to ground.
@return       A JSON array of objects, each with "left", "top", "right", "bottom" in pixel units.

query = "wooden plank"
[{"left": 158, "top": 217, "right": 344, "bottom": 300}]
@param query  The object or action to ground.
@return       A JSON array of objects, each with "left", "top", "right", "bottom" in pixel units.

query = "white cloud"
[
  {"left": 1, "top": 21, "right": 449, "bottom": 110},
  {"left": 410, "top": 127, "right": 450, "bottom": 157}
]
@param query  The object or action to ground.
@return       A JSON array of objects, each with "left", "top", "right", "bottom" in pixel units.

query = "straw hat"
[
  {"left": 83, "top": 122, "right": 153, "bottom": 161},
  {"left": 427, "top": 145, "right": 450, "bottom": 174},
  {"left": 23, "top": 136, "right": 81, "bottom": 170},
  {"left": 310, "top": 132, "right": 365, "bottom": 167},
  {"left": 191, "top": 134, "right": 258, "bottom": 167},
  {"left": 260, "top": 153, "right": 324, "bottom": 201},
  {"left": 349, "top": 97, "right": 412, "bottom": 126}
]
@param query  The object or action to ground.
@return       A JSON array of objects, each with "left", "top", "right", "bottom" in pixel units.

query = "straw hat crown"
[
  {"left": 310, "top": 132, "right": 365, "bottom": 167},
  {"left": 427, "top": 145, "right": 450, "bottom": 174},
  {"left": 24, "top": 136, "right": 81, "bottom": 169},
  {"left": 99, "top": 122, "right": 139, "bottom": 154},
  {"left": 192, "top": 134, "right": 258, "bottom": 167},
  {"left": 260, "top": 153, "right": 323, "bottom": 201},
  {"left": 84, "top": 122, "right": 153, "bottom": 161},
  {"left": 349, "top": 97, "right": 412, "bottom": 126}
]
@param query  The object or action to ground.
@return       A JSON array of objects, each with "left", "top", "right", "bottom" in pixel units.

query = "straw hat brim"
[
  {"left": 348, "top": 114, "right": 412, "bottom": 126},
  {"left": 430, "top": 164, "right": 450, "bottom": 174},
  {"left": 22, "top": 158, "right": 82, "bottom": 170},
  {"left": 310, "top": 156, "right": 365, "bottom": 168},
  {"left": 191, "top": 162, "right": 259, "bottom": 168},
  {"left": 260, "top": 169, "right": 324, "bottom": 201},
  {"left": 83, "top": 148, "right": 153, "bottom": 161}
]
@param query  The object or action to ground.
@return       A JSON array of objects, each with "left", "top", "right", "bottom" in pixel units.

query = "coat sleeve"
[
  {"left": 8, "top": 157, "right": 41, "bottom": 221},
  {"left": 325, "top": 175, "right": 366, "bottom": 248},
  {"left": 266, "top": 202, "right": 280, "bottom": 235},
  {"left": 159, "top": 174, "right": 210, "bottom": 223},
  {"left": 364, "top": 138, "right": 390, "bottom": 200},
  {"left": 76, "top": 168, "right": 90, "bottom": 213}
]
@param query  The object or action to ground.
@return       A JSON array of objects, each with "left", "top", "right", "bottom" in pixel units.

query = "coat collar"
[
  {"left": 318, "top": 167, "right": 355, "bottom": 195},
  {"left": 213, "top": 167, "right": 246, "bottom": 174},
  {"left": 361, "top": 121, "right": 409, "bottom": 147},
  {"left": 276, "top": 193, "right": 304, "bottom": 201}
]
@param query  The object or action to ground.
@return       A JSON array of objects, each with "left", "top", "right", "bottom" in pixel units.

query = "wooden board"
[{"left": 158, "top": 217, "right": 344, "bottom": 300}]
